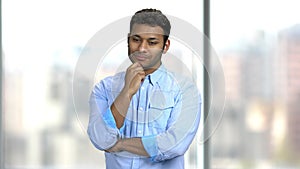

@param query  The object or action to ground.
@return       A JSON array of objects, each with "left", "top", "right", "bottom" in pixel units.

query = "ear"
[{"left": 163, "top": 39, "right": 170, "bottom": 54}]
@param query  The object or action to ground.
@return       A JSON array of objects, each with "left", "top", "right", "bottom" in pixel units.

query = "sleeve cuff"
[
  {"left": 102, "top": 108, "right": 117, "bottom": 128},
  {"left": 141, "top": 135, "right": 158, "bottom": 159},
  {"left": 102, "top": 108, "right": 126, "bottom": 135}
]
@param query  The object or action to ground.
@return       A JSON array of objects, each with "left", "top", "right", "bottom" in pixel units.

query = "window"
[
  {"left": 210, "top": 0, "right": 300, "bottom": 168},
  {"left": 2, "top": 0, "right": 204, "bottom": 168},
  {"left": 4, "top": 0, "right": 299, "bottom": 169}
]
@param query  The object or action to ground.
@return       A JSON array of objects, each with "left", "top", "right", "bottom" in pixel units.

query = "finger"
[
  {"left": 130, "top": 64, "right": 143, "bottom": 71},
  {"left": 126, "top": 63, "right": 137, "bottom": 73},
  {"left": 130, "top": 62, "right": 142, "bottom": 69},
  {"left": 132, "top": 75, "right": 145, "bottom": 85},
  {"left": 138, "top": 70, "right": 145, "bottom": 76},
  {"left": 128, "top": 65, "right": 144, "bottom": 75},
  {"left": 133, "top": 69, "right": 145, "bottom": 78},
  {"left": 138, "top": 72, "right": 146, "bottom": 81},
  {"left": 127, "top": 64, "right": 143, "bottom": 75}
]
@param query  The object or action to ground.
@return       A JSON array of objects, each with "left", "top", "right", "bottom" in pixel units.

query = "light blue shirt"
[{"left": 88, "top": 65, "right": 201, "bottom": 169}]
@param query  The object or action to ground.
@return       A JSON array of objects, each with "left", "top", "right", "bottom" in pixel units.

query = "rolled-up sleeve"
[
  {"left": 87, "top": 81, "right": 120, "bottom": 150},
  {"left": 141, "top": 80, "right": 202, "bottom": 162},
  {"left": 141, "top": 135, "right": 158, "bottom": 159}
]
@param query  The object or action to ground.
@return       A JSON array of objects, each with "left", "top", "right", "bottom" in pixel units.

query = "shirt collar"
[{"left": 147, "top": 65, "right": 167, "bottom": 85}]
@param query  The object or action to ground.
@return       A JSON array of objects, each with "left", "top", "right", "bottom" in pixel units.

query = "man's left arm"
[
  {"left": 106, "top": 137, "right": 149, "bottom": 157},
  {"left": 141, "top": 80, "right": 201, "bottom": 162}
]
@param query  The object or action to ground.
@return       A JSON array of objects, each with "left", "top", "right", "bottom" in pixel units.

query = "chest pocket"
[{"left": 148, "top": 92, "right": 175, "bottom": 132}]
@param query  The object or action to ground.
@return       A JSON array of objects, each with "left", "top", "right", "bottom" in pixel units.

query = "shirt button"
[
  {"left": 141, "top": 86, "right": 145, "bottom": 90},
  {"left": 139, "top": 107, "right": 143, "bottom": 111},
  {"left": 138, "top": 130, "right": 142, "bottom": 134}
]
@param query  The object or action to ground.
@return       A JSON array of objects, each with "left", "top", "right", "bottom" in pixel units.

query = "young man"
[{"left": 88, "top": 9, "right": 201, "bottom": 169}]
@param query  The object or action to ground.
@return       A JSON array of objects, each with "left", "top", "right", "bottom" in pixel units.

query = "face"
[{"left": 128, "top": 24, "right": 170, "bottom": 72}]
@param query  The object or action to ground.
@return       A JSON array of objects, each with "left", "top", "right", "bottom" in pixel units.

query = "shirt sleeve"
[
  {"left": 141, "top": 80, "right": 202, "bottom": 162},
  {"left": 87, "top": 80, "right": 121, "bottom": 151}
]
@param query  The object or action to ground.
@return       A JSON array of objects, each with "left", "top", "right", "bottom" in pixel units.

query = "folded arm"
[
  {"left": 141, "top": 81, "right": 202, "bottom": 162},
  {"left": 106, "top": 80, "right": 201, "bottom": 162},
  {"left": 106, "top": 137, "right": 149, "bottom": 157}
]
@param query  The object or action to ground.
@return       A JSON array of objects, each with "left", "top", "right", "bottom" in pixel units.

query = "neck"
[
  {"left": 144, "top": 63, "right": 161, "bottom": 75},
  {"left": 144, "top": 68, "right": 157, "bottom": 75}
]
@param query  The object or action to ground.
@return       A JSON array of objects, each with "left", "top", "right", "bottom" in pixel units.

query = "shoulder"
[
  {"left": 160, "top": 68, "right": 196, "bottom": 91},
  {"left": 94, "top": 71, "right": 125, "bottom": 91}
]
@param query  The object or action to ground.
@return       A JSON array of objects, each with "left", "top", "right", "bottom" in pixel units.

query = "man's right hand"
[
  {"left": 123, "top": 62, "right": 145, "bottom": 98},
  {"left": 111, "top": 62, "right": 145, "bottom": 129}
]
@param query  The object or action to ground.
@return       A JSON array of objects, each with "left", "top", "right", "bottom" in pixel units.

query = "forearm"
[
  {"left": 107, "top": 137, "right": 149, "bottom": 157},
  {"left": 122, "top": 138, "right": 149, "bottom": 157},
  {"left": 111, "top": 90, "right": 131, "bottom": 129},
  {"left": 112, "top": 62, "right": 145, "bottom": 129}
]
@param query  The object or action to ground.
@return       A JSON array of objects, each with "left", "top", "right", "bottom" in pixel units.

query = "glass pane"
[
  {"left": 211, "top": 0, "right": 300, "bottom": 168},
  {"left": 2, "top": 0, "right": 204, "bottom": 168}
]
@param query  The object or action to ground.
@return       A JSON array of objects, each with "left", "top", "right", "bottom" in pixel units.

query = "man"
[{"left": 88, "top": 9, "right": 201, "bottom": 169}]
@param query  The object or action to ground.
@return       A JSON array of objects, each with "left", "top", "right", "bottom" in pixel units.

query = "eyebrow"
[{"left": 131, "top": 35, "right": 159, "bottom": 41}]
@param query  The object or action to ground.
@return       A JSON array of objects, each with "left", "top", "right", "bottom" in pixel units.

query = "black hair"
[{"left": 130, "top": 8, "right": 171, "bottom": 43}]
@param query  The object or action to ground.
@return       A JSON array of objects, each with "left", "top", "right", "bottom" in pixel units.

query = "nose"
[{"left": 138, "top": 40, "right": 148, "bottom": 52}]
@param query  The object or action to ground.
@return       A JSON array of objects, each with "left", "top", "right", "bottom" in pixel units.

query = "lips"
[
  {"left": 135, "top": 55, "right": 147, "bottom": 61},
  {"left": 131, "top": 53, "right": 148, "bottom": 61}
]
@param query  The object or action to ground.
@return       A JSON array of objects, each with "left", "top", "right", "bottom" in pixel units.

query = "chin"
[{"left": 143, "top": 66, "right": 156, "bottom": 71}]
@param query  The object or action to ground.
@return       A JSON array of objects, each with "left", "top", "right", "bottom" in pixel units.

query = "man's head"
[
  {"left": 130, "top": 9, "right": 171, "bottom": 43},
  {"left": 128, "top": 9, "right": 171, "bottom": 73}
]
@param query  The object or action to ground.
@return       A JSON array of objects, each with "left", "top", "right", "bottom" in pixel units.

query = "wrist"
[
  {"left": 120, "top": 88, "right": 133, "bottom": 100},
  {"left": 118, "top": 139, "right": 125, "bottom": 151}
]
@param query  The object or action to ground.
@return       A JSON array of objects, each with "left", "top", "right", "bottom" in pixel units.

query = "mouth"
[
  {"left": 135, "top": 55, "right": 147, "bottom": 61},
  {"left": 131, "top": 53, "right": 148, "bottom": 62}
]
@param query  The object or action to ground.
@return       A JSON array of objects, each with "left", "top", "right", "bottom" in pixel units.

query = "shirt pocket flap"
[
  {"left": 149, "top": 93, "right": 174, "bottom": 110},
  {"left": 148, "top": 93, "right": 175, "bottom": 129}
]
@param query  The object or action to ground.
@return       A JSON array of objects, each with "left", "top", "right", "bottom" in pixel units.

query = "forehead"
[{"left": 130, "top": 24, "right": 165, "bottom": 37}]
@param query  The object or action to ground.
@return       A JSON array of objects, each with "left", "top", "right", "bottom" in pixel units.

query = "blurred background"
[
  {"left": 1, "top": 0, "right": 300, "bottom": 169},
  {"left": 210, "top": 0, "right": 300, "bottom": 168}
]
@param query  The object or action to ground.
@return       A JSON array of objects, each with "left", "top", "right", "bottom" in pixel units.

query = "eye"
[
  {"left": 148, "top": 41, "right": 159, "bottom": 46},
  {"left": 132, "top": 37, "right": 140, "bottom": 42}
]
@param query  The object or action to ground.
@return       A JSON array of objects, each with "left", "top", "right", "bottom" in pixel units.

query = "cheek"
[
  {"left": 128, "top": 45, "right": 134, "bottom": 54},
  {"left": 128, "top": 44, "right": 138, "bottom": 52},
  {"left": 149, "top": 48, "right": 163, "bottom": 56}
]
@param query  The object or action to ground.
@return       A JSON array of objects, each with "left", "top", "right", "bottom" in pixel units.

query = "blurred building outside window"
[{"left": 210, "top": 0, "right": 300, "bottom": 168}]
